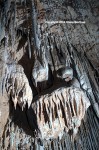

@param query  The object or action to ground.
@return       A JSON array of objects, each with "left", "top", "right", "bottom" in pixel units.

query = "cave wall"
[{"left": 0, "top": 0, "right": 99, "bottom": 149}]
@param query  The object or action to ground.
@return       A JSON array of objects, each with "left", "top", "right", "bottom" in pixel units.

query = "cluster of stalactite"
[
  {"left": 1, "top": 107, "right": 99, "bottom": 150},
  {"left": 32, "top": 87, "right": 90, "bottom": 140},
  {"left": 0, "top": 0, "right": 99, "bottom": 149},
  {"left": 3, "top": 64, "right": 33, "bottom": 110}
]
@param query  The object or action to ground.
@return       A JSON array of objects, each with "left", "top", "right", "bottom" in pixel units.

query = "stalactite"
[
  {"left": 31, "top": 86, "right": 90, "bottom": 140},
  {"left": 31, "top": 0, "right": 39, "bottom": 52},
  {"left": 32, "top": 46, "right": 49, "bottom": 92},
  {"left": 4, "top": 64, "right": 33, "bottom": 110},
  {"left": 74, "top": 53, "right": 99, "bottom": 117},
  {"left": 0, "top": 0, "right": 99, "bottom": 149},
  {"left": 62, "top": 25, "right": 99, "bottom": 118},
  {"left": 27, "top": 30, "right": 31, "bottom": 59}
]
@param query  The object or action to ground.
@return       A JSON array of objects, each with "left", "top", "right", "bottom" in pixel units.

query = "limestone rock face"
[{"left": 0, "top": 0, "right": 99, "bottom": 149}]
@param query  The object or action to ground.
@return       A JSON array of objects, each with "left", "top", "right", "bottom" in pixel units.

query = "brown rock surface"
[{"left": 0, "top": 0, "right": 99, "bottom": 149}]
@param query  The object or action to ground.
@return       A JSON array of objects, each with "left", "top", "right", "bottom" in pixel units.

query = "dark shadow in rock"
[
  {"left": 9, "top": 97, "right": 39, "bottom": 137},
  {"left": 18, "top": 46, "right": 38, "bottom": 96},
  {"left": 48, "top": 64, "right": 54, "bottom": 86},
  {"left": 26, "top": 106, "right": 41, "bottom": 135},
  {"left": 17, "top": 31, "right": 27, "bottom": 52}
]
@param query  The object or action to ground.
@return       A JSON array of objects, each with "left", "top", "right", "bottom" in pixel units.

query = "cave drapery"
[{"left": 0, "top": 0, "right": 99, "bottom": 149}]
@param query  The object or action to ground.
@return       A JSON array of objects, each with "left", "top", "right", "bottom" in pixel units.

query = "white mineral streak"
[
  {"left": 32, "top": 86, "right": 90, "bottom": 140},
  {"left": 5, "top": 64, "right": 33, "bottom": 110}
]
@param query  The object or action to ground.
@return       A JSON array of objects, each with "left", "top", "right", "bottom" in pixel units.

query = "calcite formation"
[
  {"left": 0, "top": 0, "right": 99, "bottom": 149},
  {"left": 57, "top": 66, "right": 73, "bottom": 81},
  {"left": 4, "top": 64, "right": 33, "bottom": 110},
  {"left": 32, "top": 48, "right": 49, "bottom": 92},
  {"left": 32, "top": 87, "right": 90, "bottom": 140}
]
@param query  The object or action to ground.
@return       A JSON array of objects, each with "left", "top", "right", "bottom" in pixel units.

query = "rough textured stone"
[{"left": 0, "top": 0, "right": 99, "bottom": 149}]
